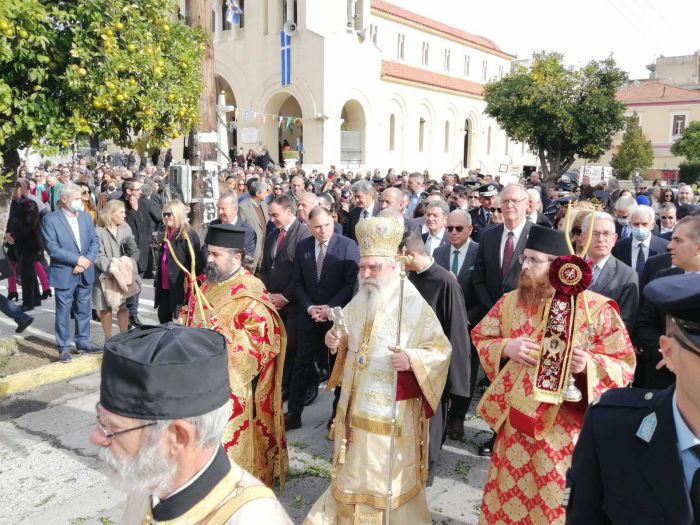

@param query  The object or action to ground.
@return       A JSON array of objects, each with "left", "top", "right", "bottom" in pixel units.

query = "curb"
[{"left": 0, "top": 354, "right": 102, "bottom": 397}]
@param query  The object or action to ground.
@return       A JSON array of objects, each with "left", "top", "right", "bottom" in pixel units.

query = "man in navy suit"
[
  {"left": 433, "top": 209, "right": 480, "bottom": 440},
  {"left": 348, "top": 180, "right": 380, "bottom": 241},
  {"left": 634, "top": 215, "right": 700, "bottom": 389},
  {"left": 209, "top": 193, "right": 257, "bottom": 258},
  {"left": 611, "top": 205, "right": 668, "bottom": 278},
  {"left": 421, "top": 200, "right": 450, "bottom": 255},
  {"left": 285, "top": 207, "right": 359, "bottom": 430},
  {"left": 565, "top": 273, "right": 700, "bottom": 525},
  {"left": 40, "top": 182, "right": 100, "bottom": 362}
]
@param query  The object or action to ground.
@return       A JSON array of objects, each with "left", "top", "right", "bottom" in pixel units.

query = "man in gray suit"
[
  {"left": 582, "top": 211, "right": 639, "bottom": 333},
  {"left": 238, "top": 179, "right": 270, "bottom": 272},
  {"left": 434, "top": 209, "right": 480, "bottom": 440}
]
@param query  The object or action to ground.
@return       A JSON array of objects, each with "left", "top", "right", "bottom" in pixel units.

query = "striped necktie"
[{"left": 316, "top": 243, "right": 326, "bottom": 281}]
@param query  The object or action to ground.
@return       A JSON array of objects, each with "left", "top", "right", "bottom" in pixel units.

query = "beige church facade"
[{"left": 191, "top": 0, "right": 536, "bottom": 175}]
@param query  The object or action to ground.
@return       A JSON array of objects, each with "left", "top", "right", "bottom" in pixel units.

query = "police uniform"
[
  {"left": 565, "top": 273, "right": 700, "bottom": 525},
  {"left": 468, "top": 183, "right": 498, "bottom": 241}
]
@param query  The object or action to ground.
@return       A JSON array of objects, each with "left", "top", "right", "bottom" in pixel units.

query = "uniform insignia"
[{"left": 636, "top": 412, "right": 657, "bottom": 443}]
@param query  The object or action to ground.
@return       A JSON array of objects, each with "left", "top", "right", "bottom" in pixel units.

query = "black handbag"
[{"left": 0, "top": 245, "right": 15, "bottom": 281}]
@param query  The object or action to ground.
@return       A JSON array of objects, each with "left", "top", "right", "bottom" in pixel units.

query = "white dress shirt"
[
  {"left": 62, "top": 208, "right": 82, "bottom": 251},
  {"left": 499, "top": 220, "right": 527, "bottom": 266},
  {"left": 425, "top": 228, "right": 446, "bottom": 256},
  {"left": 273, "top": 218, "right": 296, "bottom": 258},
  {"left": 314, "top": 236, "right": 332, "bottom": 260}
]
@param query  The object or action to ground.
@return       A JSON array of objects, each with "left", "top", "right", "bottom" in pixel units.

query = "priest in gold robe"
[
  {"left": 304, "top": 217, "right": 452, "bottom": 525},
  {"left": 182, "top": 224, "right": 288, "bottom": 488},
  {"left": 472, "top": 225, "right": 636, "bottom": 525}
]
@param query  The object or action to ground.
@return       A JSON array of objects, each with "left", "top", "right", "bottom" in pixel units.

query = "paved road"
[{"left": 0, "top": 279, "right": 491, "bottom": 524}]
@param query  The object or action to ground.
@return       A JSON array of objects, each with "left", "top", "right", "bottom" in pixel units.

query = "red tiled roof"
[
  {"left": 381, "top": 60, "right": 484, "bottom": 97},
  {"left": 617, "top": 81, "right": 700, "bottom": 103},
  {"left": 371, "top": 0, "right": 514, "bottom": 59}
]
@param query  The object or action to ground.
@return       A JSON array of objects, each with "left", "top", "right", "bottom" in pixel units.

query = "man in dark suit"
[
  {"left": 634, "top": 216, "right": 700, "bottom": 389},
  {"left": 209, "top": 192, "right": 257, "bottom": 261},
  {"left": 317, "top": 192, "right": 344, "bottom": 235},
  {"left": 657, "top": 202, "right": 677, "bottom": 240},
  {"left": 612, "top": 204, "right": 668, "bottom": 278},
  {"left": 40, "top": 182, "right": 101, "bottom": 362},
  {"left": 285, "top": 207, "right": 359, "bottom": 430},
  {"left": 469, "top": 183, "right": 498, "bottom": 241},
  {"left": 526, "top": 188, "right": 553, "bottom": 227},
  {"left": 421, "top": 200, "right": 450, "bottom": 255},
  {"left": 612, "top": 195, "right": 637, "bottom": 239},
  {"left": 472, "top": 183, "right": 532, "bottom": 456},
  {"left": 348, "top": 180, "right": 380, "bottom": 241},
  {"left": 434, "top": 209, "right": 480, "bottom": 440},
  {"left": 260, "top": 194, "right": 311, "bottom": 401},
  {"left": 639, "top": 252, "right": 672, "bottom": 291},
  {"left": 582, "top": 212, "right": 639, "bottom": 333},
  {"left": 565, "top": 273, "right": 699, "bottom": 525}
]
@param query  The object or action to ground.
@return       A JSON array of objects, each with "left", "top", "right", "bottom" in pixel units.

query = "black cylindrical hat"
[{"left": 100, "top": 324, "right": 230, "bottom": 420}]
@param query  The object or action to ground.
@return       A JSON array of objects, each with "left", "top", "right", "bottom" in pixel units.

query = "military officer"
[{"left": 565, "top": 273, "right": 700, "bottom": 525}]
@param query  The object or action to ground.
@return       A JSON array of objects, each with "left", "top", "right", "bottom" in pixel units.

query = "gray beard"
[
  {"left": 357, "top": 280, "right": 381, "bottom": 321},
  {"left": 98, "top": 429, "right": 177, "bottom": 496}
]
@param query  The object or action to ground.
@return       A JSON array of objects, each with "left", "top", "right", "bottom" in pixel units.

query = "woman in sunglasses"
[
  {"left": 154, "top": 200, "right": 203, "bottom": 324},
  {"left": 78, "top": 182, "right": 98, "bottom": 224}
]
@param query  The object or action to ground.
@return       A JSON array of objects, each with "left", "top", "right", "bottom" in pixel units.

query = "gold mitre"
[{"left": 355, "top": 217, "right": 404, "bottom": 257}]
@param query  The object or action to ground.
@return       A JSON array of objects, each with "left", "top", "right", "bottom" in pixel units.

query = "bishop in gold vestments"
[
  {"left": 472, "top": 226, "right": 636, "bottom": 525},
  {"left": 183, "top": 224, "right": 288, "bottom": 488},
  {"left": 305, "top": 217, "right": 451, "bottom": 525}
]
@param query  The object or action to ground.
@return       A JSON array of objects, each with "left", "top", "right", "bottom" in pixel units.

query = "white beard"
[{"left": 98, "top": 429, "right": 178, "bottom": 496}]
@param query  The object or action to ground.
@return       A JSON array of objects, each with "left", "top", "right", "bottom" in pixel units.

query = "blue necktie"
[
  {"left": 621, "top": 225, "right": 631, "bottom": 240},
  {"left": 635, "top": 244, "right": 646, "bottom": 275}
]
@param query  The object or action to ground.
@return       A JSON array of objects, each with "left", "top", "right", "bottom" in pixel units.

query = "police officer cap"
[
  {"left": 100, "top": 324, "right": 230, "bottom": 420},
  {"left": 589, "top": 189, "right": 609, "bottom": 207},
  {"left": 205, "top": 223, "right": 246, "bottom": 250},
  {"left": 644, "top": 273, "right": 700, "bottom": 348},
  {"left": 479, "top": 184, "right": 499, "bottom": 197}
]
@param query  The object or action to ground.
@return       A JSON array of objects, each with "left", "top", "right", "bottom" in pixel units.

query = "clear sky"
[{"left": 398, "top": 0, "right": 700, "bottom": 79}]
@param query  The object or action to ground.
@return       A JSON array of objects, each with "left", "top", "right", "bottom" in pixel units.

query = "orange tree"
[{"left": 0, "top": 0, "right": 206, "bottom": 173}]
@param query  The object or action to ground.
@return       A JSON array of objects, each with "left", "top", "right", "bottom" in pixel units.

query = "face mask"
[
  {"left": 631, "top": 227, "right": 650, "bottom": 241},
  {"left": 616, "top": 217, "right": 629, "bottom": 226},
  {"left": 69, "top": 200, "right": 84, "bottom": 212},
  {"left": 37, "top": 184, "right": 44, "bottom": 192}
]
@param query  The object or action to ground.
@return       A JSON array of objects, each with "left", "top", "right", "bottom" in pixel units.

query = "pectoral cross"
[{"left": 328, "top": 306, "right": 348, "bottom": 339}]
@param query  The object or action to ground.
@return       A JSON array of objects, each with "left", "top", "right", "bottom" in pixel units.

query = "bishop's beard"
[{"left": 517, "top": 270, "right": 554, "bottom": 305}]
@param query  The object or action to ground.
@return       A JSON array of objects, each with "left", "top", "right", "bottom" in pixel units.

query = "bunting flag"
[
  {"left": 224, "top": 105, "right": 306, "bottom": 130},
  {"left": 286, "top": 117, "right": 293, "bottom": 130},
  {"left": 278, "top": 116, "right": 284, "bottom": 128},
  {"left": 244, "top": 111, "right": 249, "bottom": 122}
]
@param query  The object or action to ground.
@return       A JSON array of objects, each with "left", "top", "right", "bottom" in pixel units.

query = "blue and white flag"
[
  {"left": 280, "top": 31, "right": 291, "bottom": 85},
  {"left": 225, "top": 0, "right": 242, "bottom": 25}
]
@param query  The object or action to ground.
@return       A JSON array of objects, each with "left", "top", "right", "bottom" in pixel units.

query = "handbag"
[{"left": 0, "top": 245, "right": 15, "bottom": 281}]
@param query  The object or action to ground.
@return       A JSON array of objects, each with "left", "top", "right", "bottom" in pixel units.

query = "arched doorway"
[
  {"left": 216, "top": 76, "right": 237, "bottom": 162},
  {"left": 340, "top": 100, "right": 366, "bottom": 169},
  {"left": 263, "top": 93, "right": 303, "bottom": 165}
]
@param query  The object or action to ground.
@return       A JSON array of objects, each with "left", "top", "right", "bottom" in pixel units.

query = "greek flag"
[
  {"left": 280, "top": 31, "right": 291, "bottom": 85},
  {"left": 225, "top": 0, "right": 242, "bottom": 25}
]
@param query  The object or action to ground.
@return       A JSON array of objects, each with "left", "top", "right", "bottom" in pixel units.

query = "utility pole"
[{"left": 185, "top": 0, "right": 217, "bottom": 233}]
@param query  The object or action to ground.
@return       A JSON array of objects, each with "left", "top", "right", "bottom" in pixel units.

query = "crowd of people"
[{"left": 3, "top": 155, "right": 700, "bottom": 524}]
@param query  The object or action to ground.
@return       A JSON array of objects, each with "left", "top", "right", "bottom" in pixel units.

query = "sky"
[{"left": 398, "top": 0, "right": 700, "bottom": 79}]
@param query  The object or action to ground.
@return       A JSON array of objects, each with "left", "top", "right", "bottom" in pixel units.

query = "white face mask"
[{"left": 69, "top": 199, "right": 84, "bottom": 212}]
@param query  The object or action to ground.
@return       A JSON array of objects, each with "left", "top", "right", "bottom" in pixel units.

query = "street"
[{"left": 0, "top": 279, "right": 491, "bottom": 524}]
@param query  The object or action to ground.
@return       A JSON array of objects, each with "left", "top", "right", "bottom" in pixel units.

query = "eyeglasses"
[
  {"left": 590, "top": 231, "right": 615, "bottom": 239},
  {"left": 81, "top": 190, "right": 90, "bottom": 195},
  {"left": 447, "top": 226, "right": 465, "bottom": 232},
  {"left": 489, "top": 207, "right": 502, "bottom": 213},
  {"left": 95, "top": 403, "right": 155, "bottom": 441},
  {"left": 274, "top": 186, "right": 282, "bottom": 191},
  {"left": 518, "top": 255, "right": 550, "bottom": 266},
  {"left": 162, "top": 211, "right": 173, "bottom": 218},
  {"left": 660, "top": 216, "right": 675, "bottom": 220},
  {"left": 501, "top": 197, "right": 527, "bottom": 206}
]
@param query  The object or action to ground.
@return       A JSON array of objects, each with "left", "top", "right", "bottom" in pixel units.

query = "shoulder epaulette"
[{"left": 591, "top": 387, "right": 659, "bottom": 409}]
